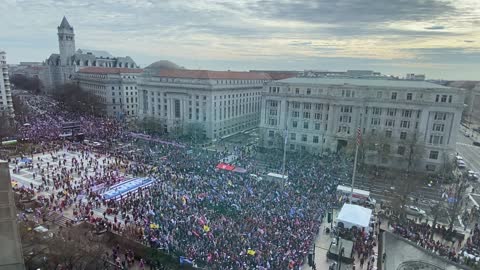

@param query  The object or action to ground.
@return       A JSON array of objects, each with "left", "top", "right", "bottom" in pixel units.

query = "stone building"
[
  {"left": 75, "top": 67, "right": 143, "bottom": 119},
  {"left": 138, "top": 62, "right": 271, "bottom": 139},
  {"left": 0, "top": 161, "right": 25, "bottom": 270},
  {"left": 45, "top": 17, "right": 138, "bottom": 91},
  {"left": 0, "top": 50, "right": 14, "bottom": 118},
  {"left": 259, "top": 77, "right": 464, "bottom": 172}
]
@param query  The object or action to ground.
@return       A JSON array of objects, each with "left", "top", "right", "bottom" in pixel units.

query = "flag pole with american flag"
[{"left": 350, "top": 116, "right": 362, "bottom": 203}]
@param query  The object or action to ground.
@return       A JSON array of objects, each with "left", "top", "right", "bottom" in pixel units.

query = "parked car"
[
  {"left": 468, "top": 170, "right": 480, "bottom": 180},
  {"left": 457, "top": 160, "right": 467, "bottom": 169},
  {"left": 456, "top": 155, "right": 464, "bottom": 161},
  {"left": 473, "top": 141, "right": 480, "bottom": 147},
  {"left": 403, "top": 205, "right": 426, "bottom": 216}
]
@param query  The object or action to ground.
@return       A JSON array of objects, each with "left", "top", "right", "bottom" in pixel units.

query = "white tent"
[{"left": 337, "top": 204, "right": 372, "bottom": 229}]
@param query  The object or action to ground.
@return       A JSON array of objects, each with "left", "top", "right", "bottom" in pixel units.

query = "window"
[
  {"left": 397, "top": 146, "right": 405, "bottom": 155},
  {"left": 290, "top": 133, "right": 296, "bottom": 140},
  {"left": 448, "top": 95, "right": 452, "bottom": 103},
  {"left": 303, "top": 112, "right": 311, "bottom": 119},
  {"left": 402, "top": 110, "right": 412, "bottom": 118},
  {"left": 303, "top": 122, "right": 309, "bottom": 129},
  {"left": 433, "top": 123, "right": 445, "bottom": 132},
  {"left": 313, "top": 136, "right": 319, "bottom": 143},
  {"left": 391, "top": 92, "right": 397, "bottom": 100},
  {"left": 400, "top": 132, "right": 407, "bottom": 140},
  {"left": 377, "top": 91, "right": 383, "bottom": 98},
  {"left": 314, "top": 113, "right": 322, "bottom": 120},
  {"left": 304, "top": 103, "right": 311, "bottom": 110},
  {"left": 387, "top": 108, "right": 396, "bottom": 116},
  {"left": 269, "top": 109, "right": 278, "bottom": 116},
  {"left": 406, "top": 93, "right": 412, "bottom": 100},
  {"left": 371, "top": 118, "right": 380, "bottom": 125},
  {"left": 434, "top": 112, "right": 447, "bottom": 120},
  {"left": 373, "top": 107, "right": 382, "bottom": 115},
  {"left": 290, "top": 144, "right": 295, "bottom": 150},
  {"left": 429, "top": 135, "right": 444, "bottom": 145},
  {"left": 315, "top": 123, "right": 321, "bottom": 130},
  {"left": 400, "top": 120, "right": 410, "bottom": 128},
  {"left": 268, "top": 118, "right": 278, "bottom": 126},
  {"left": 435, "top": 95, "right": 439, "bottom": 102},
  {"left": 385, "top": 119, "right": 395, "bottom": 127},
  {"left": 292, "top": 102, "right": 300, "bottom": 109},
  {"left": 306, "top": 88, "right": 311, "bottom": 95},
  {"left": 429, "top": 150, "right": 439, "bottom": 160},
  {"left": 385, "top": 130, "right": 392, "bottom": 138},
  {"left": 301, "top": 134, "right": 307, "bottom": 142},
  {"left": 268, "top": 130, "right": 275, "bottom": 137},
  {"left": 295, "top": 88, "right": 300, "bottom": 94},
  {"left": 292, "top": 111, "right": 299, "bottom": 118},
  {"left": 315, "top": 103, "right": 323, "bottom": 110},
  {"left": 292, "top": 121, "right": 298, "bottom": 128}
]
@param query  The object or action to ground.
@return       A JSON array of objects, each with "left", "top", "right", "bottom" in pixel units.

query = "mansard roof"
[
  {"left": 78, "top": 67, "right": 143, "bottom": 74},
  {"left": 155, "top": 69, "right": 272, "bottom": 80}
]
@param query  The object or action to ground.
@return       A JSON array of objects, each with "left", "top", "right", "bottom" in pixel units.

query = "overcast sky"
[{"left": 1, "top": 0, "right": 480, "bottom": 80}]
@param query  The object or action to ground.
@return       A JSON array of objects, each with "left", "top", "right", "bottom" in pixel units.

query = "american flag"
[{"left": 357, "top": 127, "right": 362, "bottom": 145}]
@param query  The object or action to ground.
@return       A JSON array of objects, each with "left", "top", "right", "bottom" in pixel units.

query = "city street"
[{"left": 456, "top": 125, "right": 480, "bottom": 173}]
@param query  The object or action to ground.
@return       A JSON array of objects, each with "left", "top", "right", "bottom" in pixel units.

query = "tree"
[
  {"left": 10, "top": 74, "right": 43, "bottom": 94},
  {"left": 20, "top": 221, "right": 107, "bottom": 270},
  {"left": 184, "top": 123, "right": 207, "bottom": 144},
  {"left": 0, "top": 114, "right": 15, "bottom": 140},
  {"left": 137, "top": 117, "right": 165, "bottom": 136},
  {"left": 52, "top": 83, "right": 106, "bottom": 117},
  {"left": 445, "top": 172, "right": 469, "bottom": 230}
]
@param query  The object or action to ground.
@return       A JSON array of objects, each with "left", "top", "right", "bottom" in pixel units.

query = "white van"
[{"left": 336, "top": 185, "right": 376, "bottom": 206}]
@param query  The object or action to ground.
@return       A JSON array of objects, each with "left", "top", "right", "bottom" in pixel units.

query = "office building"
[
  {"left": 138, "top": 62, "right": 271, "bottom": 139},
  {"left": 0, "top": 51, "right": 14, "bottom": 118},
  {"left": 260, "top": 77, "right": 464, "bottom": 172}
]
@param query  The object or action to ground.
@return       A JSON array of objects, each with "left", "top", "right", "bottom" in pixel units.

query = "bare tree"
[
  {"left": 52, "top": 83, "right": 106, "bottom": 117},
  {"left": 137, "top": 117, "right": 165, "bottom": 136},
  {"left": 20, "top": 221, "right": 107, "bottom": 270},
  {"left": 10, "top": 74, "right": 43, "bottom": 94},
  {"left": 184, "top": 122, "right": 207, "bottom": 144}
]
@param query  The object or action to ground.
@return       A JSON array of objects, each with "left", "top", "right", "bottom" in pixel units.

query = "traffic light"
[{"left": 327, "top": 212, "right": 332, "bottom": 223}]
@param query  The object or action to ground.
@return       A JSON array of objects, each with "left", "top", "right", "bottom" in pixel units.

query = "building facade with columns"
[
  {"left": 75, "top": 67, "right": 142, "bottom": 119},
  {"left": 45, "top": 17, "right": 138, "bottom": 91},
  {"left": 0, "top": 50, "right": 14, "bottom": 118},
  {"left": 138, "top": 68, "right": 271, "bottom": 139},
  {"left": 260, "top": 77, "right": 464, "bottom": 172}
]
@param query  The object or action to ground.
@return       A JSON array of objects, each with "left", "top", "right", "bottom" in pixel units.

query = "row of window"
[{"left": 268, "top": 131, "right": 326, "bottom": 144}]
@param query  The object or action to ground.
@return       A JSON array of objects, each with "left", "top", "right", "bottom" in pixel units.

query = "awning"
[
  {"left": 216, "top": 162, "right": 235, "bottom": 171},
  {"left": 337, "top": 204, "right": 372, "bottom": 229}
]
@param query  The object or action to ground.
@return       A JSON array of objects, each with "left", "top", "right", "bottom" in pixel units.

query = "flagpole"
[
  {"left": 350, "top": 114, "right": 362, "bottom": 204},
  {"left": 350, "top": 141, "right": 359, "bottom": 203},
  {"left": 282, "top": 128, "right": 287, "bottom": 187}
]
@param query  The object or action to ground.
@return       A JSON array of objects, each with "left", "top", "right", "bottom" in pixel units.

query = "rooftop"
[
  {"left": 278, "top": 77, "right": 451, "bottom": 89},
  {"left": 155, "top": 69, "right": 272, "bottom": 80},
  {"left": 78, "top": 67, "right": 143, "bottom": 74}
]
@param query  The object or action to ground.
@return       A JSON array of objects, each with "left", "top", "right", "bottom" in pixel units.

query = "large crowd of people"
[{"left": 9, "top": 91, "right": 480, "bottom": 270}]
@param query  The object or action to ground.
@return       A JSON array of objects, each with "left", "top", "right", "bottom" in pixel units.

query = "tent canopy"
[{"left": 337, "top": 204, "right": 372, "bottom": 229}]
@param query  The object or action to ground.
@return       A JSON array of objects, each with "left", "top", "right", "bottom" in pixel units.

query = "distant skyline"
[{"left": 1, "top": 0, "right": 480, "bottom": 80}]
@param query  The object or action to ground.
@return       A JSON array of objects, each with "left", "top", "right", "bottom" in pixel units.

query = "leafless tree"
[
  {"left": 10, "top": 74, "right": 43, "bottom": 94},
  {"left": 52, "top": 83, "right": 106, "bottom": 117}
]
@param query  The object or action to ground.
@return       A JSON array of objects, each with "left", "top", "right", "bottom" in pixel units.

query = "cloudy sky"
[{"left": 1, "top": 0, "right": 480, "bottom": 80}]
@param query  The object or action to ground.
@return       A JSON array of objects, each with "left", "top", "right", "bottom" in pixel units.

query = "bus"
[{"left": 336, "top": 185, "right": 376, "bottom": 206}]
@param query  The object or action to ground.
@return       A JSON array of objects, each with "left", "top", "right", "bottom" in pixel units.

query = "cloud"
[
  {"left": 0, "top": 0, "right": 480, "bottom": 79},
  {"left": 424, "top": 25, "right": 446, "bottom": 30}
]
